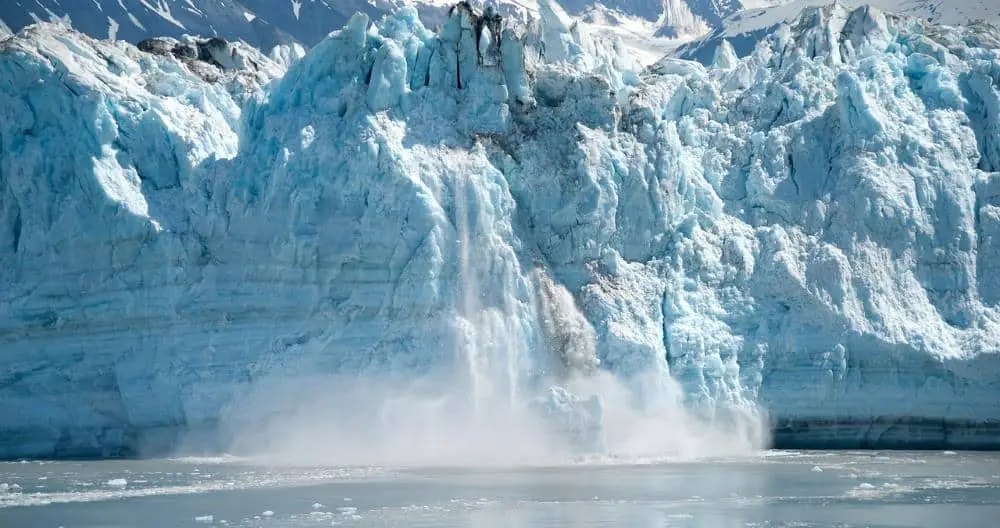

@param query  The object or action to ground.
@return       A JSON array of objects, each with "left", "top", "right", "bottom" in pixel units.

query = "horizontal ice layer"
[{"left": 2, "top": 3, "right": 1000, "bottom": 458}]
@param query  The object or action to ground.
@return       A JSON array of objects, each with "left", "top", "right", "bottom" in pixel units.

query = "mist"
[
  {"left": 212, "top": 243, "right": 768, "bottom": 468},
  {"left": 215, "top": 364, "right": 768, "bottom": 468}
]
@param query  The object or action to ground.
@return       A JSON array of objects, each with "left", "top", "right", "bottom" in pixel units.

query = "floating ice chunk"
[
  {"left": 312, "top": 502, "right": 325, "bottom": 509},
  {"left": 811, "top": 466, "right": 823, "bottom": 472},
  {"left": 194, "top": 515, "right": 214, "bottom": 523},
  {"left": 106, "top": 479, "right": 128, "bottom": 488},
  {"left": 261, "top": 510, "right": 274, "bottom": 517}
]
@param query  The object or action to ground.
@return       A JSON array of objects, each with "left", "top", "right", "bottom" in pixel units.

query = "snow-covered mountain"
[
  {"left": 0, "top": 1, "right": 747, "bottom": 52},
  {"left": 0, "top": 0, "right": 287, "bottom": 49},
  {"left": 0, "top": 0, "right": 431, "bottom": 50},
  {"left": 678, "top": 0, "right": 1000, "bottom": 62},
  {"left": 2, "top": 2, "right": 1000, "bottom": 460},
  {"left": 3, "top": 1, "right": 997, "bottom": 66}
]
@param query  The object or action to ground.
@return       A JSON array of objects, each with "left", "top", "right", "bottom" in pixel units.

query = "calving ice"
[{"left": 1, "top": 0, "right": 999, "bottom": 461}]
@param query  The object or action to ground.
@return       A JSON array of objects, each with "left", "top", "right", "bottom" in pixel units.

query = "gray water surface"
[{"left": 1, "top": 451, "right": 998, "bottom": 527}]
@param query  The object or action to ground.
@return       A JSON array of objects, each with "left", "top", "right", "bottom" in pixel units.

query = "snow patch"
[
  {"left": 106, "top": 16, "right": 118, "bottom": 41},
  {"left": 127, "top": 12, "right": 146, "bottom": 30}
]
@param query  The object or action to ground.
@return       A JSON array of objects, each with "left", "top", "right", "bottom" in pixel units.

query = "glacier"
[{"left": 1, "top": 1, "right": 1000, "bottom": 460}]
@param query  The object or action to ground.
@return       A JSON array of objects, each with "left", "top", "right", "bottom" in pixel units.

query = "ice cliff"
[{"left": 2, "top": 2, "right": 1000, "bottom": 459}]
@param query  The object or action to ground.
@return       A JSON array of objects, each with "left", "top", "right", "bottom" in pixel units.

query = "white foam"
[
  {"left": 0, "top": 467, "right": 387, "bottom": 508},
  {"left": 169, "top": 455, "right": 247, "bottom": 465}
]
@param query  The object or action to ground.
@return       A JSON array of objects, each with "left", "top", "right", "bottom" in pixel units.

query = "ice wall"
[
  {"left": 1, "top": 3, "right": 1000, "bottom": 459},
  {"left": 0, "top": 25, "right": 303, "bottom": 458}
]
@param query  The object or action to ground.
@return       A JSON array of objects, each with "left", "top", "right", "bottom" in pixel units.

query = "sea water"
[{"left": 1, "top": 451, "right": 997, "bottom": 527}]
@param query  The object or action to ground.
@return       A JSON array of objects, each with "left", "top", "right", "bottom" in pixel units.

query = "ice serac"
[{"left": 2, "top": 2, "right": 1000, "bottom": 459}]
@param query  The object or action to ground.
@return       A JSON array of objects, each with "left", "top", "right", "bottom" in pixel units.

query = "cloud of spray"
[
  {"left": 215, "top": 231, "right": 767, "bottom": 467},
  {"left": 218, "top": 354, "right": 767, "bottom": 467},
  {"left": 220, "top": 371, "right": 567, "bottom": 467},
  {"left": 563, "top": 371, "right": 768, "bottom": 462},
  {"left": 534, "top": 269, "right": 769, "bottom": 461}
]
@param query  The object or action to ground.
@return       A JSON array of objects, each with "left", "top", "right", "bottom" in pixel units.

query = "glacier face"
[{"left": 2, "top": 3, "right": 1000, "bottom": 459}]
